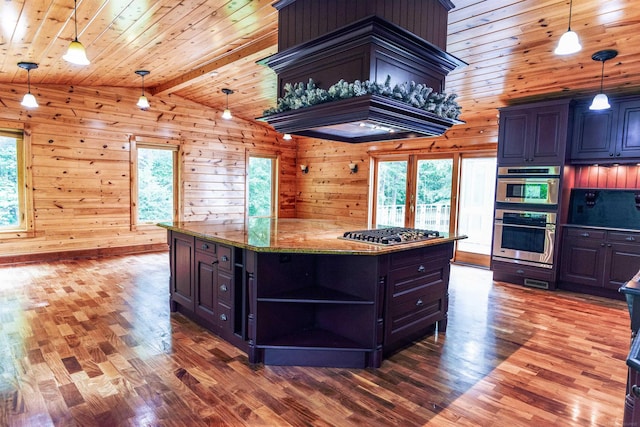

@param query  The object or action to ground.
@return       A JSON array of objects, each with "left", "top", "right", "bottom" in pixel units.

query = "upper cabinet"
[
  {"left": 571, "top": 97, "right": 640, "bottom": 164},
  {"left": 497, "top": 99, "right": 572, "bottom": 166}
]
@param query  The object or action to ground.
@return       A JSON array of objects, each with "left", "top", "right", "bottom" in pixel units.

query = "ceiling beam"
[{"left": 149, "top": 30, "right": 278, "bottom": 96}]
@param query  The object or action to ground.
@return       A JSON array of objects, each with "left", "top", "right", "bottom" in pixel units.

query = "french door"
[
  {"left": 373, "top": 152, "right": 496, "bottom": 266},
  {"left": 374, "top": 155, "right": 454, "bottom": 234}
]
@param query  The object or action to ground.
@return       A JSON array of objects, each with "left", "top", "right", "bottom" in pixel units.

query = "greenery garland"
[{"left": 263, "top": 75, "right": 461, "bottom": 120}]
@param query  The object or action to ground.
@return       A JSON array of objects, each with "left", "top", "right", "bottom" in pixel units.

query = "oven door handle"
[{"left": 494, "top": 221, "right": 554, "bottom": 231}]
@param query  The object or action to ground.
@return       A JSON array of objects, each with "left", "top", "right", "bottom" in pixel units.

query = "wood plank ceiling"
[{"left": 0, "top": 0, "right": 636, "bottom": 131}]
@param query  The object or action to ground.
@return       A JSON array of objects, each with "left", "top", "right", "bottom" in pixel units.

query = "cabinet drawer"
[
  {"left": 217, "top": 271, "right": 233, "bottom": 304},
  {"left": 389, "top": 263, "right": 443, "bottom": 296},
  {"left": 388, "top": 282, "right": 445, "bottom": 334},
  {"left": 217, "top": 303, "right": 232, "bottom": 333},
  {"left": 196, "top": 238, "right": 216, "bottom": 255},
  {"left": 608, "top": 231, "right": 640, "bottom": 243},
  {"left": 218, "top": 245, "right": 232, "bottom": 271},
  {"left": 565, "top": 228, "right": 606, "bottom": 240}
]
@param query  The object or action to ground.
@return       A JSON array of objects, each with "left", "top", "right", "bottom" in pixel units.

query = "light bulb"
[
  {"left": 63, "top": 40, "right": 90, "bottom": 65},
  {"left": 222, "top": 108, "right": 232, "bottom": 120},
  {"left": 21, "top": 93, "right": 38, "bottom": 108},
  {"left": 589, "top": 93, "right": 610, "bottom": 110}
]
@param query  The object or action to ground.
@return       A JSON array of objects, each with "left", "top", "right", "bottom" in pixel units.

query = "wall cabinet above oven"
[
  {"left": 570, "top": 97, "right": 640, "bottom": 164},
  {"left": 497, "top": 99, "right": 573, "bottom": 166}
]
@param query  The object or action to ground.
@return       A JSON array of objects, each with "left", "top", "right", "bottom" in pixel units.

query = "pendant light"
[
  {"left": 554, "top": 0, "right": 582, "bottom": 55},
  {"left": 589, "top": 49, "right": 617, "bottom": 111},
  {"left": 135, "top": 70, "right": 150, "bottom": 110},
  {"left": 221, "top": 88, "right": 233, "bottom": 120},
  {"left": 17, "top": 62, "right": 39, "bottom": 109},
  {"left": 63, "top": 0, "right": 90, "bottom": 65}
]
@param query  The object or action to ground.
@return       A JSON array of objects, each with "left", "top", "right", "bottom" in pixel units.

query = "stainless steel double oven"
[{"left": 492, "top": 166, "right": 560, "bottom": 269}]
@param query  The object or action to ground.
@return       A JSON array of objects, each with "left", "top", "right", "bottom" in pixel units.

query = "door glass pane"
[
  {"left": 375, "top": 161, "right": 407, "bottom": 228},
  {"left": 137, "top": 147, "right": 174, "bottom": 223},
  {"left": 415, "top": 159, "right": 452, "bottom": 233},
  {"left": 457, "top": 157, "right": 497, "bottom": 254},
  {"left": 248, "top": 157, "right": 273, "bottom": 217}
]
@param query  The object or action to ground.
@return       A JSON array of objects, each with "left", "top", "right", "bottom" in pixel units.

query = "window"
[
  {"left": 247, "top": 155, "right": 278, "bottom": 218},
  {"left": 131, "top": 138, "right": 179, "bottom": 227},
  {"left": 0, "top": 128, "right": 32, "bottom": 234}
]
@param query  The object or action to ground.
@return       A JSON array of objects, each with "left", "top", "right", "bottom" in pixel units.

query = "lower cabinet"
[
  {"left": 559, "top": 227, "right": 640, "bottom": 292},
  {"left": 169, "top": 231, "right": 244, "bottom": 348}
]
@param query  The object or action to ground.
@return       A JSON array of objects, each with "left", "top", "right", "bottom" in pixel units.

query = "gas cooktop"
[{"left": 341, "top": 227, "right": 441, "bottom": 245}]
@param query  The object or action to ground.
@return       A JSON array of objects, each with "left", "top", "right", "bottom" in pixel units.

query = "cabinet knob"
[
  {"left": 212, "top": 260, "right": 219, "bottom": 265},
  {"left": 220, "top": 313, "right": 228, "bottom": 321},
  {"left": 600, "top": 243, "right": 605, "bottom": 247},
  {"left": 221, "top": 255, "right": 229, "bottom": 262},
  {"left": 609, "top": 153, "right": 614, "bottom": 157},
  {"left": 516, "top": 269, "right": 524, "bottom": 274},
  {"left": 580, "top": 232, "right": 590, "bottom": 237},
  {"left": 220, "top": 284, "right": 228, "bottom": 292},
  {"left": 201, "top": 243, "right": 209, "bottom": 250},
  {"left": 607, "top": 244, "right": 612, "bottom": 247},
  {"left": 418, "top": 265, "right": 425, "bottom": 273},
  {"left": 616, "top": 153, "right": 621, "bottom": 157},
  {"left": 627, "top": 236, "right": 636, "bottom": 241},
  {"left": 633, "top": 385, "right": 640, "bottom": 398},
  {"left": 416, "top": 299, "right": 424, "bottom": 306}
]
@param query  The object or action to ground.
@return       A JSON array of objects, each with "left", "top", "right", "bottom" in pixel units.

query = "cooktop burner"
[{"left": 341, "top": 227, "right": 441, "bottom": 245}]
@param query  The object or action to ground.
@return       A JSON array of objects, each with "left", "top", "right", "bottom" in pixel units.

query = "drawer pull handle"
[
  {"left": 516, "top": 269, "right": 524, "bottom": 274},
  {"left": 201, "top": 243, "right": 209, "bottom": 250},
  {"left": 418, "top": 265, "right": 425, "bottom": 273},
  {"left": 220, "top": 314, "right": 228, "bottom": 321},
  {"left": 627, "top": 236, "right": 636, "bottom": 241},
  {"left": 212, "top": 260, "right": 219, "bottom": 265},
  {"left": 221, "top": 255, "right": 229, "bottom": 262},
  {"left": 416, "top": 299, "right": 424, "bottom": 306},
  {"left": 580, "top": 233, "right": 590, "bottom": 237},
  {"left": 633, "top": 385, "right": 640, "bottom": 398},
  {"left": 220, "top": 284, "right": 228, "bottom": 292}
]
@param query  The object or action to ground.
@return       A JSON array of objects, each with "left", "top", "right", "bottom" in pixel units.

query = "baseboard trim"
[{"left": 0, "top": 243, "right": 168, "bottom": 265}]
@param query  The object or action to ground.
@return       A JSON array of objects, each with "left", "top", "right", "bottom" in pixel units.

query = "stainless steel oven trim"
[
  {"left": 492, "top": 210, "right": 556, "bottom": 267},
  {"left": 495, "top": 177, "right": 560, "bottom": 205},
  {"left": 497, "top": 166, "right": 561, "bottom": 176}
]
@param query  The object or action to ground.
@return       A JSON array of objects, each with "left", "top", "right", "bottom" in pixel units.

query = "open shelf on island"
[
  {"left": 257, "top": 285, "right": 373, "bottom": 304},
  {"left": 257, "top": 328, "right": 369, "bottom": 350}
]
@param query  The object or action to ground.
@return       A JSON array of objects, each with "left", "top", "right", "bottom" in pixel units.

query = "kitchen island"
[{"left": 158, "top": 218, "right": 465, "bottom": 368}]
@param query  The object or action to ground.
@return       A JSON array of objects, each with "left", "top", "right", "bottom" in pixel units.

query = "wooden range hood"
[{"left": 259, "top": 0, "right": 467, "bottom": 143}]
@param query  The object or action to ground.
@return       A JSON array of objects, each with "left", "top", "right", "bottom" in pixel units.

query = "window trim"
[
  {"left": 130, "top": 135, "right": 181, "bottom": 230},
  {"left": 245, "top": 149, "right": 280, "bottom": 221},
  {"left": 0, "top": 122, "right": 34, "bottom": 238}
]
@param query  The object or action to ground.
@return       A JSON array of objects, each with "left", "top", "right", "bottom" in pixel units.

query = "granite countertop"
[{"left": 158, "top": 218, "right": 466, "bottom": 255}]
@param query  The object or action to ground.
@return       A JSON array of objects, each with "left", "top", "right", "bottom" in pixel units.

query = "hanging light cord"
[
  {"left": 567, "top": 0, "right": 574, "bottom": 30},
  {"left": 72, "top": 0, "right": 79, "bottom": 41},
  {"left": 141, "top": 74, "right": 145, "bottom": 96},
  {"left": 599, "top": 59, "right": 605, "bottom": 93},
  {"left": 27, "top": 69, "right": 32, "bottom": 93}
]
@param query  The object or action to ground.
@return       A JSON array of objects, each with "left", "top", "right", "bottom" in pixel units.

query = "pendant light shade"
[
  {"left": 589, "top": 49, "right": 617, "bottom": 111},
  {"left": 18, "top": 62, "right": 39, "bottom": 109},
  {"left": 135, "top": 70, "right": 150, "bottom": 110},
  {"left": 221, "top": 88, "right": 233, "bottom": 120},
  {"left": 63, "top": 0, "right": 90, "bottom": 65},
  {"left": 554, "top": 0, "right": 581, "bottom": 55}
]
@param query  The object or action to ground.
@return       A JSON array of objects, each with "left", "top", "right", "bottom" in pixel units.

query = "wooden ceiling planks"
[{"left": 2, "top": 0, "right": 640, "bottom": 129}]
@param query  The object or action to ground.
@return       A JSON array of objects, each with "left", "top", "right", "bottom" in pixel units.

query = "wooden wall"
[
  {"left": 0, "top": 84, "right": 296, "bottom": 260},
  {"left": 574, "top": 164, "right": 640, "bottom": 189}
]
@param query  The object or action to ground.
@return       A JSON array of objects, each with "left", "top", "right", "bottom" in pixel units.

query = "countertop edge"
[{"left": 158, "top": 222, "right": 466, "bottom": 255}]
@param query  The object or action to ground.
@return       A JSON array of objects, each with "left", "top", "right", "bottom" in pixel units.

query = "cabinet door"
[
  {"left": 529, "top": 106, "right": 569, "bottom": 165},
  {"left": 570, "top": 105, "right": 616, "bottom": 162},
  {"left": 604, "top": 242, "right": 640, "bottom": 290},
  {"left": 195, "top": 251, "right": 217, "bottom": 324},
  {"left": 559, "top": 235, "right": 606, "bottom": 287},
  {"left": 497, "top": 110, "right": 529, "bottom": 165},
  {"left": 171, "top": 232, "right": 195, "bottom": 311},
  {"left": 616, "top": 99, "right": 640, "bottom": 159}
]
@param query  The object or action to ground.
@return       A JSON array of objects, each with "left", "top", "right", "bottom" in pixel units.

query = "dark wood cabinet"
[
  {"left": 169, "top": 231, "right": 195, "bottom": 312},
  {"left": 497, "top": 99, "right": 572, "bottom": 166},
  {"left": 571, "top": 97, "right": 640, "bottom": 163},
  {"left": 169, "top": 231, "right": 242, "bottom": 345},
  {"left": 384, "top": 243, "right": 452, "bottom": 354},
  {"left": 559, "top": 227, "right": 640, "bottom": 292}
]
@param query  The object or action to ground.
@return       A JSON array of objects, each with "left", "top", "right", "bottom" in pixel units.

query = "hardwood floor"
[{"left": 0, "top": 253, "right": 630, "bottom": 426}]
